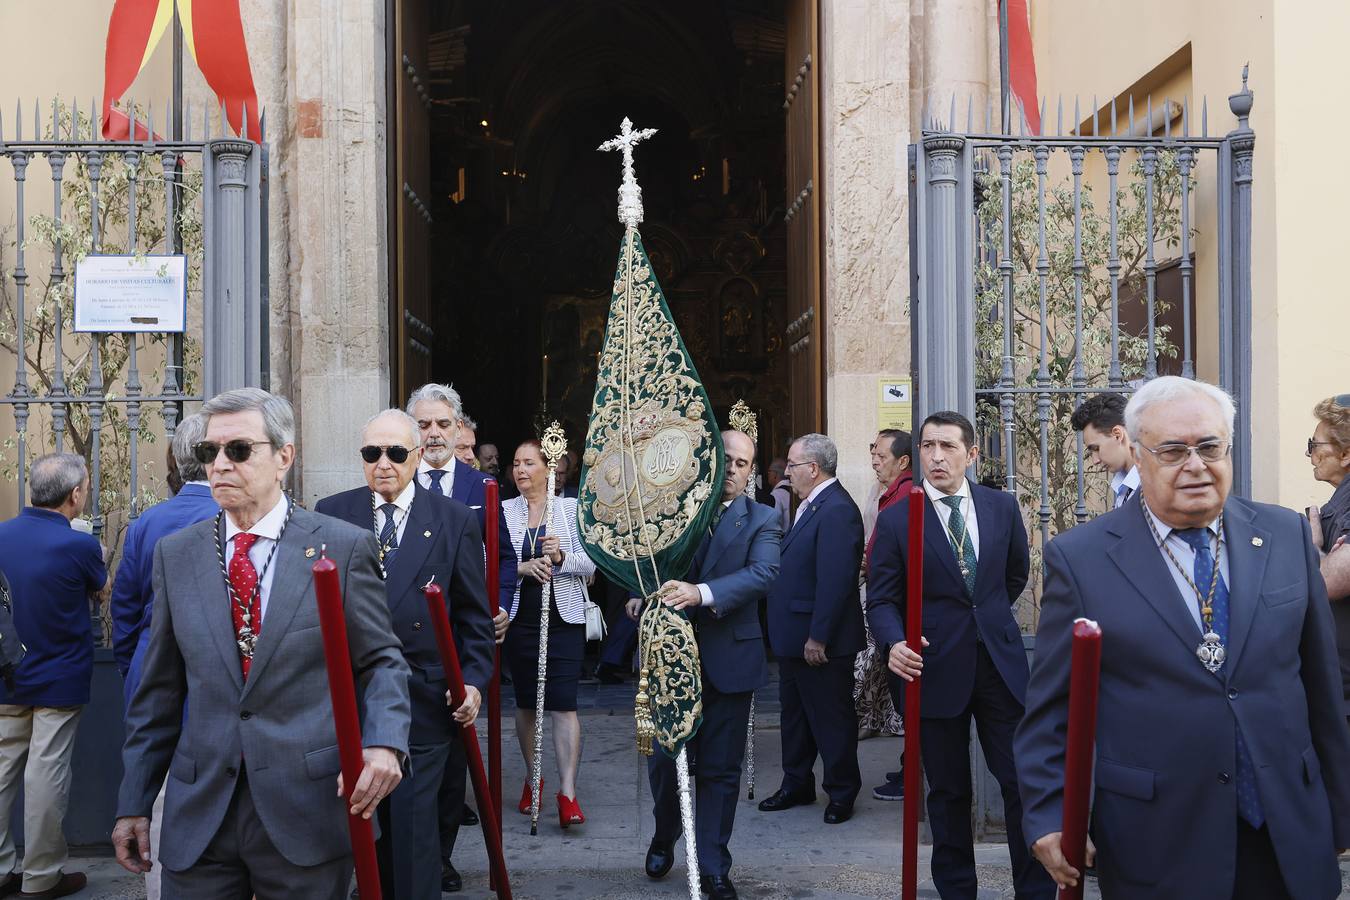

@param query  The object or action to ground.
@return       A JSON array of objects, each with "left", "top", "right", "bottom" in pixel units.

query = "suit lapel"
[
  {"left": 189, "top": 520, "right": 244, "bottom": 692},
  {"left": 701, "top": 496, "right": 747, "bottom": 574},
  {"left": 970, "top": 485, "right": 997, "bottom": 598},
  {"left": 921, "top": 489, "right": 966, "bottom": 594},
  {"left": 782, "top": 491, "right": 822, "bottom": 552},
  {"left": 1221, "top": 499, "right": 1267, "bottom": 678},
  {"left": 1105, "top": 506, "right": 1203, "bottom": 658},
  {"left": 385, "top": 487, "right": 438, "bottom": 610},
  {"left": 241, "top": 507, "right": 323, "bottom": 698}
]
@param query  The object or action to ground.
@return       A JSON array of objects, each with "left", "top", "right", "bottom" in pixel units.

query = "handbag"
[{"left": 581, "top": 580, "right": 607, "bottom": 642}]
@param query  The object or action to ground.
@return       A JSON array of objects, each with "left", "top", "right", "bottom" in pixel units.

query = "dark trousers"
[
  {"left": 1232, "top": 820, "right": 1291, "bottom": 900},
  {"left": 919, "top": 643, "right": 1053, "bottom": 900},
  {"left": 777, "top": 656, "right": 861, "bottom": 805},
  {"left": 161, "top": 770, "right": 350, "bottom": 900},
  {"left": 435, "top": 731, "right": 468, "bottom": 860},
  {"left": 378, "top": 740, "right": 451, "bottom": 900},
  {"left": 599, "top": 607, "right": 638, "bottom": 669},
  {"left": 649, "top": 682, "right": 753, "bottom": 876}
]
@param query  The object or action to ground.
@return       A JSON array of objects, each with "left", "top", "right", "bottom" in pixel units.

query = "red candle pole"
[
  {"left": 1060, "top": 618, "right": 1103, "bottom": 900},
  {"left": 484, "top": 478, "right": 503, "bottom": 842},
  {"left": 901, "top": 484, "right": 925, "bottom": 900},
  {"left": 312, "top": 553, "right": 383, "bottom": 900},
  {"left": 425, "top": 581, "right": 513, "bottom": 900}
]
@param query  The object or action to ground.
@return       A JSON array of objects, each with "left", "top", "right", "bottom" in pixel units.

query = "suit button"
[
  {"left": 413, "top": 622, "right": 423, "bottom": 630},
  {"left": 225, "top": 766, "right": 237, "bottom": 778},
  {"left": 1228, "top": 688, "right": 1238, "bottom": 700},
  {"left": 239, "top": 710, "right": 252, "bottom": 720},
  {"left": 1218, "top": 771, "right": 1231, "bottom": 784}
]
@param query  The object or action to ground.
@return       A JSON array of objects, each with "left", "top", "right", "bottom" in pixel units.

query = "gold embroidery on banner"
[{"left": 637, "top": 586, "right": 703, "bottom": 755}]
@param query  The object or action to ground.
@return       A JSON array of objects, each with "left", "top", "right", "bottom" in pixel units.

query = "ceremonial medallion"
[{"left": 1196, "top": 632, "right": 1226, "bottom": 673}]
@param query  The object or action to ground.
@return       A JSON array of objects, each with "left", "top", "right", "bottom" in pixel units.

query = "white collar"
[
  {"left": 224, "top": 493, "right": 290, "bottom": 543},
  {"left": 374, "top": 479, "right": 416, "bottom": 514},
  {"left": 1110, "top": 465, "right": 1140, "bottom": 494},
  {"left": 418, "top": 458, "right": 452, "bottom": 476},
  {"left": 803, "top": 477, "right": 838, "bottom": 507},
  {"left": 924, "top": 478, "right": 971, "bottom": 505},
  {"left": 1142, "top": 501, "right": 1222, "bottom": 546},
  {"left": 186, "top": 479, "right": 211, "bottom": 488}
]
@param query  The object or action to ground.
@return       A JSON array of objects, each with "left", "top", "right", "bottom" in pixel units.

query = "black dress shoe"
[
  {"left": 645, "top": 838, "right": 676, "bottom": 879},
  {"left": 461, "top": 804, "right": 479, "bottom": 826},
  {"left": 700, "top": 874, "right": 739, "bottom": 899},
  {"left": 441, "top": 861, "right": 462, "bottom": 893},
  {"left": 823, "top": 801, "right": 854, "bottom": 824},
  {"left": 756, "top": 787, "right": 815, "bottom": 812}
]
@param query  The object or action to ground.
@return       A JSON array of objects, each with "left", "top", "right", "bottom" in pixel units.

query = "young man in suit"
[
  {"left": 1018, "top": 377, "right": 1350, "bottom": 900},
  {"left": 1071, "top": 392, "right": 1138, "bottom": 510},
  {"left": 759, "top": 433, "right": 865, "bottom": 824},
  {"left": 315, "top": 409, "right": 495, "bottom": 898},
  {"left": 635, "top": 430, "right": 782, "bottom": 900},
  {"left": 869, "top": 411, "right": 1054, "bottom": 899},
  {"left": 113, "top": 388, "right": 410, "bottom": 899}
]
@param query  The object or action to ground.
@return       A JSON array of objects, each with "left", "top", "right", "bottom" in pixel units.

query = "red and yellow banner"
[{"left": 102, "top": 0, "right": 261, "bottom": 140}]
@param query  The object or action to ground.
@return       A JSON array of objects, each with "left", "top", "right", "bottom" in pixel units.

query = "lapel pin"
[
  {"left": 304, "top": 547, "right": 316, "bottom": 559},
  {"left": 423, "top": 530, "right": 432, "bottom": 538},
  {"left": 1251, "top": 537, "right": 1263, "bottom": 547}
]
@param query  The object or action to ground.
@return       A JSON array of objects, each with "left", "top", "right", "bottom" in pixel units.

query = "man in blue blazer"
[
  {"left": 759, "top": 433, "right": 865, "bottom": 824},
  {"left": 112, "top": 413, "right": 219, "bottom": 708},
  {"left": 869, "top": 410, "right": 1054, "bottom": 899},
  {"left": 1017, "top": 377, "right": 1350, "bottom": 900},
  {"left": 316, "top": 409, "right": 495, "bottom": 899},
  {"left": 636, "top": 429, "right": 781, "bottom": 900}
]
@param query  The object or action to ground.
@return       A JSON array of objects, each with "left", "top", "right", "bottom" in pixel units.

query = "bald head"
[
  {"left": 363, "top": 409, "right": 420, "bottom": 449},
  {"left": 720, "top": 429, "right": 756, "bottom": 501}
]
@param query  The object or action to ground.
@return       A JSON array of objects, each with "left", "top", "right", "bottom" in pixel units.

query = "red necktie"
[{"left": 229, "top": 533, "right": 261, "bottom": 678}]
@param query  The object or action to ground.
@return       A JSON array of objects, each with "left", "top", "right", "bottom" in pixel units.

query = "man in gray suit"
[
  {"left": 112, "top": 389, "right": 411, "bottom": 899},
  {"left": 1016, "top": 377, "right": 1350, "bottom": 899}
]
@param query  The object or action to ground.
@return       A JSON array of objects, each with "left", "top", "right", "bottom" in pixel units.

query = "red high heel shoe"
[
  {"left": 518, "top": 778, "right": 543, "bottom": 815},
  {"left": 557, "top": 792, "right": 585, "bottom": 828}
]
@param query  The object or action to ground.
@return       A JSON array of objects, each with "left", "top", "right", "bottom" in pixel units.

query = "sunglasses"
[
  {"left": 193, "top": 440, "right": 273, "bottom": 464},
  {"left": 360, "top": 445, "right": 414, "bottom": 464}
]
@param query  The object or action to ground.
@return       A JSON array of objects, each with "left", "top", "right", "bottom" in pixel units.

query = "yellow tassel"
[{"left": 634, "top": 666, "right": 656, "bottom": 756}]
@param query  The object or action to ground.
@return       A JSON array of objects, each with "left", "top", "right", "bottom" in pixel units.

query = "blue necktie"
[
  {"left": 1176, "top": 527, "right": 1264, "bottom": 827},
  {"left": 427, "top": 469, "right": 446, "bottom": 495},
  {"left": 1115, "top": 483, "right": 1133, "bottom": 509},
  {"left": 378, "top": 503, "right": 400, "bottom": 569}
]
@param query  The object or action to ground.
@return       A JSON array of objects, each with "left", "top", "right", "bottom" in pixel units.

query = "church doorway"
[{"left": 387, "top": 0, "right": 824, "bottom": 473}]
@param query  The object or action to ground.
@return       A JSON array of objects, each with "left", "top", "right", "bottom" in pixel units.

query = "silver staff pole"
[{"left": 530, "top": 422, "right": 567, "bottom": 836}]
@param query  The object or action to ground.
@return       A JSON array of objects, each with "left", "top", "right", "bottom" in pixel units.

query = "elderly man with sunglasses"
[
  {"left": 315, "top": 409, "right": 494, "bottom": 898},
  {"left": 114, "top": 389, "right": 411, "bottom": 900},
  {"left": 1017, "top": 377, "right": 1350, "bottom": 900}
]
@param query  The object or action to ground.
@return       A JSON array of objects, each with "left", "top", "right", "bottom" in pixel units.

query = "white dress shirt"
[
  {"left": 793, "top": 477, "right": 838, "bottom": 526},
  {"left": 1111, "top": 465, "right": 1141, "bottom": 509},
  {"left": 696, "top": 498, "right": 736, "bottom": 615},
  {"left": 373, "top": 480, "right": 415, "bottom": 547},
  {"left": 222, "top": 493, "right": 291, "bottom": 623},
  {"left": 924, "top": 478, "right": 980, "bottom": 561},
  {"left": 1142, "top": 503, "right": 1229, "bottom": 633},
  {"left": 417, "top": 458, "right": 455, "bottom": 497}
]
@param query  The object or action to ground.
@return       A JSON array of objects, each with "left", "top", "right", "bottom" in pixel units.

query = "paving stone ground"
[{"left": 64, "top": 677, "right": 1350, "bottom": 898}]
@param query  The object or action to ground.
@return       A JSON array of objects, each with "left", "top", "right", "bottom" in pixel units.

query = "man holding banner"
[{"left": 112, "top": 388, "right": 410, "bottom": 899}]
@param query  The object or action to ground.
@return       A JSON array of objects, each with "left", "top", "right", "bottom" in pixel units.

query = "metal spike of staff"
[
  {"left": 727, "top": 400, "right": 758, "bottom": 801},
  {"left": 529, "top": 422, "right": 568, "bottom": 836},
  {"left": 578, "top": 118, "right": 725, "bottom": 900}
]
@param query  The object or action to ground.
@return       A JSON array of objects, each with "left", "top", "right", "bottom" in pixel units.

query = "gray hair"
[
  {"left": 363, "top": 409, "right": 420, "bottom": 448},
  {"left": 460, "top": 414, "right": 478, "bottom": 432},
  {"left": 792, "top": 433, "right": 838, "bottom": 476},
  {"left": 201, "top": 388, "right": 296, "bottom": 448},
  {"left": 172, "top": 413, "right": 210, "bottom": 482},
  {"left": 406, "top": 383, "right": 463, "bottom": 422},
  {"left": 1124, "top": 376, "right": 1237, "bottom": 442},
  {"left": 29, "top": 452, "right": 88, "bottom": 508}
]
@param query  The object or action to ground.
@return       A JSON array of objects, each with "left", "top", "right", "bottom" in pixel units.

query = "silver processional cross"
[{"left": 598, "top": 117, "right": 658, "bottom": 229}]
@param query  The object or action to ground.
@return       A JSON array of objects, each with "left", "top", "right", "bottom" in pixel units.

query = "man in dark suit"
[
  {"left": 634, "top": 429, "right": 781, "bottom": 900},
  {"left": 869, "top": 410, "right": 1054, "bottom": 900},
  {"left": 113, "top": 388, "right": 410, "bottom": 898},
  {"left": 758, "top": 433, "right": 865, "bottom": 824},
  {"left": 1017, "top": 377, "right": 1350, "bottom": 900},
  {"left": 406, "top": 382, "right": 514, "bottom": 869},
  {"left": 112, "top": 413, "right": 220, "bottom": 708},
  {"left": 316, "top": 409, "right": 495, "bottom": 899},
  {"left": 0, "top": 453, "right": 108, "bottom": 897}
]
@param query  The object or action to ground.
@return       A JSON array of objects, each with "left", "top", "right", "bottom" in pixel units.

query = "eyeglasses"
[
  {"left": 360, "top": 445, "right": 414, "bottom": 464},
  {"left": 1308, "top": 438, "right": 1338, "bottom": 457},
  {"left": 1140, "top": 440, "right": 1230, "bottom": 467},
  {"left": 193, "top": 440, "right": 273, "bottom": 464},
  {"left": 784, "top": 460, "right": 814, "bottom": 471}
]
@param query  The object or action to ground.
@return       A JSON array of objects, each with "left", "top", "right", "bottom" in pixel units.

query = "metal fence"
[
  {"left": 0, "top": 98, "right": 266, "bottom": 606},
  {"left": 910, "top": 71, "right": 1256, "bottom": 562}
]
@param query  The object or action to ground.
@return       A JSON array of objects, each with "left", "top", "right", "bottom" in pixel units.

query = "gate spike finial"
[
  {"left": 241, "top": 100, "right": 249, "bottom": 141},
  {"left": 1037, "top": 97, "right": 1046, "bottom": 137},
  {"left": 966, "top": 95, "right": 973, "bottom": 133},
  {"left": 1127, "top": 94, "right": 1134, "bottom": 137},
  {"left": 1073, "top": 96, "right": 1081, "bottom": 137},
  {"left": 1092, "top": 95, "right": 1099, "bottom": 137},
  {"left": 1182, "top": 96, "right": 1190, "bottom": 137},
  {"left": 1056, "top": 94, "right": 1063, "bottom": 136},
  {"left": 15, "top": 99, "right": 21, "bottom": 142},
  {"left": 1146, "top": 94, "right": 1153, "bottom": 136},
  {"left": 948, "top": 94, "right": 956, "bottom": 133},
  {"left": 1111, "top": 96, "right": 1117, "bottom": 136},
  {"left": 260, "top": 108, "right": 267, "bottom": 142}
]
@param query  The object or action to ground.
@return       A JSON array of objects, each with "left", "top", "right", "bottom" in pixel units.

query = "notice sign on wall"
[
  {"left": 878, "top": 376, "right": 913, "bottom": 432},
  {"left": 74, "top": 255, "right": 187, "bottom": 333}
]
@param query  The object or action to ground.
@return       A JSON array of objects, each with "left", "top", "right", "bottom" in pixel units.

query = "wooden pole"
[{"left": 1059, "top": 618, "right": 1103, "bottom": 900}]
